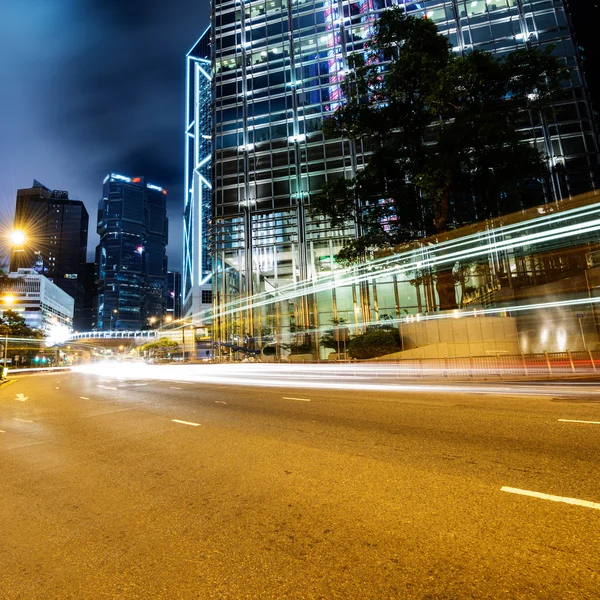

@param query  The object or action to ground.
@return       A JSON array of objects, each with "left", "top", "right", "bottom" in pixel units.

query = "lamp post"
[{"left": 1, "top": 294, "right": 15, "bottom": 378}]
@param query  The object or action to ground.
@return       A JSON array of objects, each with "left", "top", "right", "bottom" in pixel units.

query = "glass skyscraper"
[
  {"left": 10, "top": 180, "right": 89, "bottom": 330},
  {"left": 209, "top": 0, "right": 599, "bottom": 357},
  {"left": 96, "top": 174, "right": 168, "bottom": 331},
  {"left": 183, "top": 27, "right": 213, "bottom": 322}
]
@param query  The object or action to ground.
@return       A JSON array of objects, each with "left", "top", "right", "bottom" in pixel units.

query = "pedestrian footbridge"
[{"left": 68, "top": 331, "right": 158, "bottom": 342}]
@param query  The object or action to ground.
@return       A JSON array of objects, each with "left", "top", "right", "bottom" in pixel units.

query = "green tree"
[
  {"left": 347, "top": 328, "right": 401, "bottom": 360},
  {"left": 139, "top": 338, "right": 180, "bottom": 360},
  {"left": 0, "top": 310, "right": 43, "bottom": 339},
  {"left": 312, "top": 7, "right": 565, "bottom": 264}
]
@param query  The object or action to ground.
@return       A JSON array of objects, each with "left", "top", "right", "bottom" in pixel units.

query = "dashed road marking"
[
  {"left": 172, "top": 419, "right": 200, "bottom": 427},
  {"left": 97, "top": 385, "right": 118, "bottom": 391},
  {"left": 13, "top": 418, "right": 33, "bottom": 424},
  {"left": 170, "top": 387, "right": 182, "bottom": 390},
  {"left": 501, "top": 486, "right": 600, "bottom": 510},
  {"left": 173, "top": 381, "right": 194, "bottom": 385},
  {"left": 0, "top": 430, "right": 5, "bottom": 433},
  {"left": 559, "top": 419, "right": 600, "bottom": 425},
  {"left": 79, "top": 396, "right": 90, "bottom": 400},
  {"left": 215, "top": 401, "right": 227, "bottom": 404},
  {"left": 283, "top": 396, "right": 311, "bottom": 402}
]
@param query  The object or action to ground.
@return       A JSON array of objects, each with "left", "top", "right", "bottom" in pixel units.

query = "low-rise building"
[{"left": 2, "top": 269, "right": 74, "bottom": 337}]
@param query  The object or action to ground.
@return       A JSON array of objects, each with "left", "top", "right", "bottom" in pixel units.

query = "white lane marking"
[
  {"left": 79, "top": 396, "right": 90, "bottom": 400},
  {"left": 0, "top": 430, "right": 5, "bottom": 433},
  {"left": 283, "top": 396, "right": 311, "bottom": 402},
  {"left": 173, "top": 381, "right": 195, "bottom": 385},
  {"left": 559, "top": 419, "right": 600, "bottom": 425},
  {"left": 170, "top": 387, "right": 182, "bottom": 390},
  {"left": 172, "top": 419, "right": 200, "bottom": 427},
  {"left": 15, "top": 393, "right": 28, "bottom": 402},
  {"left": 13, "top": 418, "right": 33, "bottom": 423},
  {"left": 501, "top": 486, "right": 600, "bottom": 510},
  {"left": 215, "top": 401, "right": 227, "bottom": 404},
  {"left": 97, "top": 385, "right": 118, "bottom": 390},
  {"left": 129, "top": 383, "right": 149, "bottom": 387},
  {"left": 55, "top": 387, "right": 60, "bottom": 390}
]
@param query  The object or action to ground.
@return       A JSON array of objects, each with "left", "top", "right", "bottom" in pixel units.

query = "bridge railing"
[{"left": 68, "top": 331, "right": 159, "bottom": 341}]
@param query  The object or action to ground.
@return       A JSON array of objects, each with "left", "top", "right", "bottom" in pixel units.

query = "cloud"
[{"left": 0, "top": 0, "right": 209, "bottom": 267}]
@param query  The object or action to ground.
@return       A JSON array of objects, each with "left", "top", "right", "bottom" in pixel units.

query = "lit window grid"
[
  {"left": 183, "top": 29, "right": 212, "bottom": 320},
  {"left": 210, "top": 0, "right": 599, "bottom": 346}
]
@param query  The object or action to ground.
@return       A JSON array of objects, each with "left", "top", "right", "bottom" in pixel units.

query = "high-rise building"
[
  {"left": 10, "top": 180, "right": 88, "bottom": 329},
  {"left": 96, "top": 173, "right": 168, "bottom": 331},
  {"left": 183, "top": 27, "right": 213, "bottom": 322},
  {"left": 208, "top": 0, "right": 600, "bottom": 354}
]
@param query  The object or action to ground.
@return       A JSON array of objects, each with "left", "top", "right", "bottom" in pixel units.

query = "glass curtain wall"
[
  {"left": 183, "top": 27, "right": 213, "bottom": 321},
  {"left": 210, "top": 0, "right": 599, "bottom": 359}
]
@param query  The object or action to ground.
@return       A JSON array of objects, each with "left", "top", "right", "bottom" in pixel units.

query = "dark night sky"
[{"left": 0, "top": 0, "right": 210, "bottom": 269}]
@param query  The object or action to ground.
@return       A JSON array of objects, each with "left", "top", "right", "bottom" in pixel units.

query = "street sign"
[{"left": 576, "top": 312, "right": 584, "bottom": 319}]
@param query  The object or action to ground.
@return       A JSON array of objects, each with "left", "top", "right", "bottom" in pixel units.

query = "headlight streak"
[
  {"left": 183, "top": 198, "right": 600, "bottom": 325},
  {"left": 73, "top": 362, "right": 600, "bottom": 398}
]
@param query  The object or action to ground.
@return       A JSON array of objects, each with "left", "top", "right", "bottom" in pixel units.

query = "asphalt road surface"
[{"left": 1, "top": 367, "right": 599, "bottom": 599}]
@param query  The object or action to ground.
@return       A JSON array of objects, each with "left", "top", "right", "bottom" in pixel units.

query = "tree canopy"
[
  {"left": 311, "top": 7, "right": 566, "bottom": 262},
  {"left": 0, "top": 310, "right": 43, "bottom": 339}
]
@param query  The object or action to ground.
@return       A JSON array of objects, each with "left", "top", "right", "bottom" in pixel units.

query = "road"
[{"left": 0, "top": 366, "right": 599, "bottom": 599}]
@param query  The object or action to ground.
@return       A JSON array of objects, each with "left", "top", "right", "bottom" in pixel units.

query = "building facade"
[
  {"left": 10, "top": 180, "right": 88, "bottom": 329},
  {"left": 208, "top": 0, "right": 600, "bottom": 356},
  {"left": 183, "top": 27, "right": 213, "bottom": 323},
  {"left": 3, "top": 268, "right": 74, "bottom": 336},
  {"left": 96, "top": 174, "right": 168, "bottom": 331}
]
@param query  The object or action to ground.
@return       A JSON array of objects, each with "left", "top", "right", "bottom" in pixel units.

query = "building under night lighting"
[
  {"left": 183, "top": 27, "right": 213, "bottom": 323},
  {"left": 10, "top": 180, "right": 88, "bottom": 330},
  {"left": 207, "top": 0, "right": 599, "bottom": 357},
  {"left": 96, "top": 174, "right": 168, "bottom": 331}
]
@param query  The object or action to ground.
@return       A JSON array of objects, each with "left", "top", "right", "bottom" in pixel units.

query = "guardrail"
[{"left": 238, "top": 350, "right": 600, "bottom": 380}]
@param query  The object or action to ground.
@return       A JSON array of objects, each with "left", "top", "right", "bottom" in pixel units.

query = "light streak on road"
[
  {"left": 74, "top": 362, "right": 600, "bottom": 399},
  {"left": 190, "top": 196, "right": 600, "bottom": 324}
]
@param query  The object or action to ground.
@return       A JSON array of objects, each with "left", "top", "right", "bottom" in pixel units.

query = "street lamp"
[
  {"left": 1, "top": 294, "right": 15, "bottom": 378},
  {"left": 10, "top": 230, "right": 26, "bottom": 247}
]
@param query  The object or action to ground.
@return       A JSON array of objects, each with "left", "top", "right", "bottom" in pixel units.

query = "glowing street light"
[{"left": 9, "top": 230, "right": 26, "bottom": 247}]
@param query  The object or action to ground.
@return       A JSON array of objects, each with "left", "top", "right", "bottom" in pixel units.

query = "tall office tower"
[
  {"left": 183, "top": 27, "right": 213, "bottom": 323},
  {"left": 10, "top": 180, "right": 89, "bottom": 330},
  {"left": 96, "top": 173, "right": 168, "bottom": 331},
  {"left": 209, "top": 0, "right": 600, "bottom": 353}
]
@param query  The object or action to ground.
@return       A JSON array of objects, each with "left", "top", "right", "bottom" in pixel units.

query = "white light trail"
[{"left": 73, "top": 363, "right": 600, "bottom": 398}]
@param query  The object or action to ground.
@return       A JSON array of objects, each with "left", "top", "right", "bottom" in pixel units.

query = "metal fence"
[{"left": 357, "top": 350, "right": 600, "bottom": 379}]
